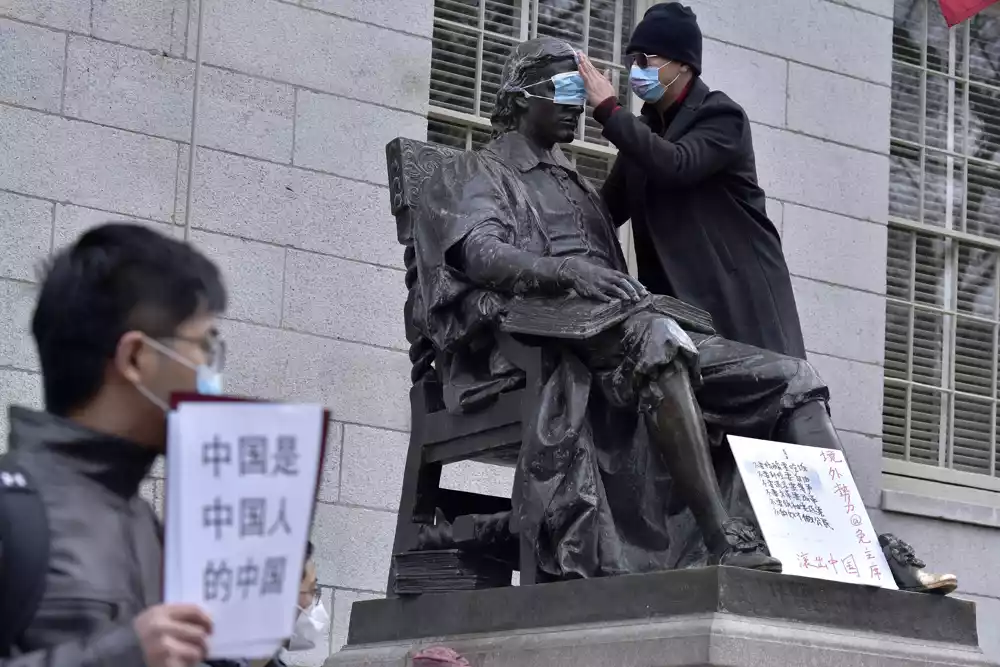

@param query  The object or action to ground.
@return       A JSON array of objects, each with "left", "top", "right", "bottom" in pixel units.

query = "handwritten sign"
[
  {"left": 164, "top": 401, "right": 325, "bottom": 658},
  {"left": 729, "top": 436, "right": 896, "bottom": 590}
]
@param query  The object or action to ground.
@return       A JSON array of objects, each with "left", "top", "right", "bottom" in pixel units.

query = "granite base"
[{"left": 326, "top": 566, "right": 996, "bottom": 667}]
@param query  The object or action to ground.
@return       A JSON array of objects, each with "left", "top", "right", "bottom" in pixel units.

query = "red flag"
[{"left": 938, "top": 0, "right": 999, "bottom": 26}]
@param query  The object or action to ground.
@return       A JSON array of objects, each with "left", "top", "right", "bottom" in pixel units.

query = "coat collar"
[
  {"left": 641, "top": 77, "right": 710, "bottom": 140},
  {"left": 486, "top": 131, "right": 576, "bottom": 173},
  {"left": 7, "top": 406, "right": 158, "bottom": 499}
]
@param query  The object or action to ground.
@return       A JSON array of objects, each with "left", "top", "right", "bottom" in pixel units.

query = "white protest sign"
[
  {"left": 728, "top": 436, "right": 896, "bottom": 590},
  {"left": 164, "top": 401, "right": 325, "bottom": 659}
]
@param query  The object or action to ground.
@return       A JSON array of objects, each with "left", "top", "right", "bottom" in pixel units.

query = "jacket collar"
[
  {"left": 7, "top": 406, "right": 158, "bottom": 499},
  {"left": 486, "top": 131, "right": 576, "bottom": 173},
  {"left": 641, "top": 77, "right": 710, "bottom": 139}
]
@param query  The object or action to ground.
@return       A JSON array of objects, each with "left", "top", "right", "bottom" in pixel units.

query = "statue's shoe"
[
  {"left": 879, "top": 533, "right": 958, "bottom": 595},
  {"left": 710, "top": 517, "right": 783, "bottom": 573}
]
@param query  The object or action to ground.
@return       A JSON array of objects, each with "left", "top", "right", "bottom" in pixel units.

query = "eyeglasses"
[
  {"left": 299, "top": 588, "right": 321, "bottom": 607},
  {"left": 162, "top": 333, "right": 226, "bottom": 371},
  {"left": 628, "top": 53, "right": 670, "bottom": 69}
]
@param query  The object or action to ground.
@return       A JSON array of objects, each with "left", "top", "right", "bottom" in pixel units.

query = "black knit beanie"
[{"left": 626, "top": 2, "right": 703, "bottom": 75}]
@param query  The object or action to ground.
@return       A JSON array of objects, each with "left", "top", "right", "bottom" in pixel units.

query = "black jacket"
[
  {"left": 600, "top": 78, "right": 807, "bottom": 358},
  {"left": 1, "top": 406, "right": 160, "bottom": 666}
]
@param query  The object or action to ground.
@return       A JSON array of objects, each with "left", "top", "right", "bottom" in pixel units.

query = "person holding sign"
[{"left": 0, "top": 224, "right": 229, "bottom": 666}]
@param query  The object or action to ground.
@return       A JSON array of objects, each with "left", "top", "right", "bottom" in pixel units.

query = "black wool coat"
[{"left": 600, "top": 78, "right": 807, "bottom": 359}]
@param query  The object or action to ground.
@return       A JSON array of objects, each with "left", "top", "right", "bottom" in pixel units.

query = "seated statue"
[{"left": 412, "top": 36, "right": 956, "bottom": 593}]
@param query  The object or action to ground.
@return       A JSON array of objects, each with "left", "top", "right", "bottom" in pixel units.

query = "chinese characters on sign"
[
  {"left": 752, "top": 459, "right": 831, "bottom": 530},
  {"left": 202, "top": 556, "right": 288, "bottom": 602},
  {"left": 728, "top": 436, "right": 896, "bottom": 590},
  {"left": 198, "top": 434, "right": 300, "bottom": 595},
  {"left": 164, "top": 402, "right": 325, "bottom": 658}
]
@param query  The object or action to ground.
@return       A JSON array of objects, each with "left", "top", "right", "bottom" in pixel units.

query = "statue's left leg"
[
  {"left": 645, "top": 364, "right": 782, "bottom": 573},
  {"left": 599, "top": 312, "right": 781, "bottom": 572},
  {"left": 695, "top": 335, "right": 958, "bottom": 595}
]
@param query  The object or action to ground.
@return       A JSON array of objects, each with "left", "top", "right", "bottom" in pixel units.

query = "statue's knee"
[{"left": 786, "top": 358, "right": 828, "bottom": 397}]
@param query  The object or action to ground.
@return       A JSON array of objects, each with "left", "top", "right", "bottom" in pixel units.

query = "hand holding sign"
[{"left": 134, "top": 604, "right": 213, "bottom": 667}]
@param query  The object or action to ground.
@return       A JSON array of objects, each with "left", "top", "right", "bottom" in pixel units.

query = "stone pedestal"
[{"left": 326, "top": 567, "right": 996, "bottom": 667}]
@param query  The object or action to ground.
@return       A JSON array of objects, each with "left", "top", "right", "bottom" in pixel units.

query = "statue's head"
[{"left": 491, "top": 37, "right": 584, "bottom": 145}]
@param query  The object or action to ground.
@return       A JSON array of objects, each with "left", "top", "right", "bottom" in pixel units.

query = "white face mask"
[{"left": 287, "top": 600, "right": 329, "bottom": 651}]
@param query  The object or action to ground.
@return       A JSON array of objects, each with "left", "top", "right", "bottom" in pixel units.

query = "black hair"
[
  {"left": 491, "top": 37, "right": 578, "bottom": 137},
  {"left": 32, "top": 223, "right": 227, "bottom": 416}
]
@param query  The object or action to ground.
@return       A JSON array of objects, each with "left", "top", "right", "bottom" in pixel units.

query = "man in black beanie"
[
  {"left": 576, "top": 4, "right": 961, "bottom": 596},
  {"left": 577, "top": 2, "right": 806, "bottom": 360}
]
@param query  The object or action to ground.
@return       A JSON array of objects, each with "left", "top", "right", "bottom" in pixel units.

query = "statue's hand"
[{"left": 557, "top": 257, "right": 648, "bottom": 303}]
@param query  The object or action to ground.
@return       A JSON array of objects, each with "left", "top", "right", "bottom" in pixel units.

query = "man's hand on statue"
[
  {"left": 558, "top": 257, "right": 648, "bottom": 303},
  {"left": 577, "top": 52, "right": 617, "bottom": 107}
]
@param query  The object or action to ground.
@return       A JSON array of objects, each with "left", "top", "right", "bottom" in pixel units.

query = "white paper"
[
  {"left": 164, "top": 402, "right": 325, "bottom": 657},
  {"left": 728, "top": 436, "right": 897, "bottom": 590},
  {"left": 164, "top": 412, "right": 182, "bottom": 602}
]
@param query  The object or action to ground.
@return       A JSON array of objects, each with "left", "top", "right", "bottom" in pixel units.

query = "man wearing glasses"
[
  {"left": 577, "top": 2, "right": 806, "bottom": 360},
  {"left": 0, "top": 223, "right": 227, "bottom": 667}
]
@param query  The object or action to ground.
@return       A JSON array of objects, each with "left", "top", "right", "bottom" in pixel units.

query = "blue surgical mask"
[
  {"left": 629, "top": 62, "right": 681, "bottom": 103},
  {"left": 135, "top": 336, "right": 225, "bottom": 411},
  {"left": 521, "top": 71, "right": 587, "bottom": 106},
  {"left": 195, "top": 365, "right": 224, "bottom": 396}
]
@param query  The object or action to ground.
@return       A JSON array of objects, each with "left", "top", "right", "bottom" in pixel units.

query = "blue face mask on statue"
[
  {"left": 629, "top": 61, "right": 681, "bottom": 103},
  {"left": 521, "top": 71, "right": 587, "bottom": 106}
]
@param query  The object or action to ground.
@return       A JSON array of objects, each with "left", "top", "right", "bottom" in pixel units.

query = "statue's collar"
[{"left": 487, "top": 132, "right": 576, "bottom": 173}]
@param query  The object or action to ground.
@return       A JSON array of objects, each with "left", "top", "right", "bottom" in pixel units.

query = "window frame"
[
  {"left": 883, "top": 0, "right": 1000, "bottom": 495},
  {"left": 427, "top": 0, "right": 651, "bottom": 160},
  {"left": 425, "top": 0, "right": 653, "bottom": 272}
]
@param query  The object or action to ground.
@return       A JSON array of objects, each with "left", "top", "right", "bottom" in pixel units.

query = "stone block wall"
[
  {"left": 3, "top": 0, "right": 998, "bottom": 663},
  {"left": 0, "top": 0, "right": 432, "bottom": 661}
]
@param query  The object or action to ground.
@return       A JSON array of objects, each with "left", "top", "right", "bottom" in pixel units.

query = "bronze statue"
[{"left": 409, "top": 37, "right": 956, "bottom": 594}]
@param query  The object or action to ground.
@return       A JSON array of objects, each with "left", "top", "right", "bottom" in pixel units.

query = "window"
[
  {"left": 884, "top": 0, "right": 1000, "bottom": 488},
  {"left": 426, "top": 0, "right": 638, "bottom": 186}
]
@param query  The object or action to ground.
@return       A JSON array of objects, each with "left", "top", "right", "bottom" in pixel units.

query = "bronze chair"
[{"left": 385, "top": 137, "right": 545, "bottom": 594}]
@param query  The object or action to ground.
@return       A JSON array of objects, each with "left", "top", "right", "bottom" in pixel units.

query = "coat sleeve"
[
  {"left": 600, "top": 106, "right": 745, "bottom": 188},
  {"left": 426, "top": 154, "right": 569, "bottom": 297},
  {"left": 599, "top": 155, "right": 629, "bottom": 227},
  {"left": 3, "top": 624, "right": 145, "bottom": 667},
  {"left": 459, "top": 221, "right": 568, "bottom": 295}
]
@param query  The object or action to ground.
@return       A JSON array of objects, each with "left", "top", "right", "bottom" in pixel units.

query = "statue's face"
[{"left": 517, "top": 57, "right": 583, "bottom": 144}]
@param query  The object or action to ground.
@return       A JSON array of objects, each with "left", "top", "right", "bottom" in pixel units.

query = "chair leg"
[
  {"left": 518, "top": 533, "right": 537, "bottom": 586},
  {"left": 386, "top": 429, "right": 442, "bottom": 596}
]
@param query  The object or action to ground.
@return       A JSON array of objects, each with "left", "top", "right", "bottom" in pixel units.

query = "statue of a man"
[{"left": 413, "top": 37, "right": 955, "bottom": 593}]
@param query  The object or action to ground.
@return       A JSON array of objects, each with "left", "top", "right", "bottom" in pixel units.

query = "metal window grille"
[
  {"left": 884, "top": 0, "right": 1000, "bottom": 489},
  {"left": 426, "top": 0, "right": 638, "bottom": 187}
]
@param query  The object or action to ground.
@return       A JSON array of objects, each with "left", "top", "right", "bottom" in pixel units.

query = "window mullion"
[{"left": 473, "top": 0, "right": 486, "bottom": 118}]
